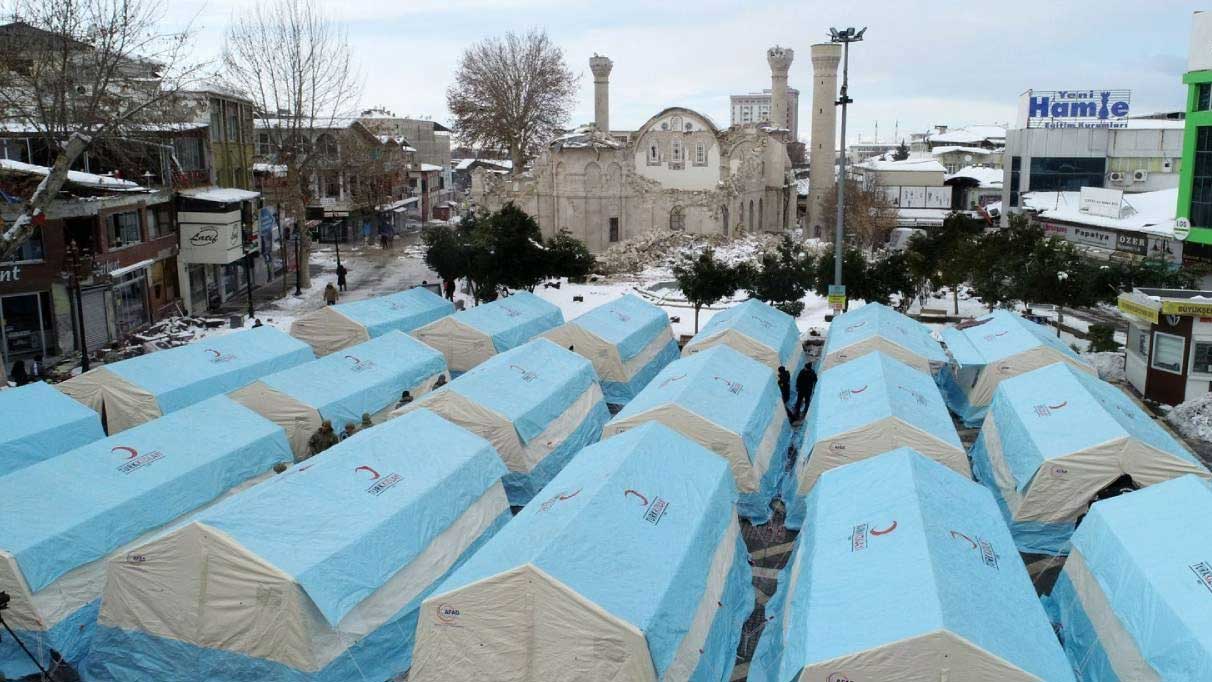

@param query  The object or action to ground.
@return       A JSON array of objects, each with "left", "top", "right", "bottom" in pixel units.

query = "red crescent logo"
[
  {"left": 355, "top": 465, "right": 380, "bottom": 480},
  {"left": 557, "top": 488, "right": 581, "bottom": 501},
  {"left": 508, "top": 364, "right": 528, "bottom": 374},
  {"left": 205, "top": 348, "right": 221, "bottom": 358},
  {"left": 850, "top": 384, "right": 868, "bottom": 394},
  {"left": 994, "top": 330, "right": 1009, "bottom": 337},
  {"left": 659, "top": 373, "right": 687, "bottom": 388},
  {"left": 950, "top": 530, "right": 978, "bottom": 550},
  {"left": 844, "top": 321, "right": 866, "bottom": 332},
  {"left": 344, "top": 355, "right": 361, "bottom": 364},
  {"left": 111, "top": 445, "right": 138, "bottom": 460},
  {"left": 870, "top": 521, "right": 897, "bottom": 536},
  {"left": 1047, "top": 401, "right": 1068, "bottom": 410},
  {"left": 624, "top": 489, "right": 649, "bottom": 506}
]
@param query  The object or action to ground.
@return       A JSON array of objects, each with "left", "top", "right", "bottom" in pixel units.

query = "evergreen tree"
[
  {"left": 747, "top": 236, "right": 815, "bottom": 317},
  {"left": 545, "top": 230, "right": 596, "bottom": 281},
  {"left": 674, "top": 248, "right": 742, "bottom": 332},
  {"left": 892, "top": 140, "right": 910, "bottom": 161}
]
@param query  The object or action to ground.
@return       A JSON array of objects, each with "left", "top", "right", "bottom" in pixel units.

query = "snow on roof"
[
  {"left": 418, "top": 163, "right": 444, "bottom": 172},
  {"left": 928, "top": 125, "right": 1006, "bottom": 145},
  {"left": 252, "top": 162, "right": 287, "bottom": 176},
  {"left": 0, "top": 158, "right": 144, "bottom": 191},
  {"left": 178, "top": 187, "right": 261, "bottom": 203},
  {"left": 551, "top": 127, "right": 624, "bottom": 150},
  {"left": 945, "top": 166, "right": 1003, "bottom": 188},
  {"left": 454, "top": 158, "right": 513, "bottom": 172},
  {"left": 856, "top": 157, "right": 947, "bottom": 172},
  {"left": 1029, "top": 187, "right": 1178, "bottom": 235},
  {"left": 931, "top": 146, "right": 998, "bottom": 156},
  {"left": 1123, "top": 118, "right": 1185, "bottom": 130}
]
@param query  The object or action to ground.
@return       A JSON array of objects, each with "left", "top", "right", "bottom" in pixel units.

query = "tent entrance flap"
[
  {"left": 289, "top": 306, "right": 371, "bottom": 356},
  {"left": 56, "top": 367, "right": 161, "bottom": 435},
  {"left": 410, "top": 564, "right": 656, "bottom": 682}
]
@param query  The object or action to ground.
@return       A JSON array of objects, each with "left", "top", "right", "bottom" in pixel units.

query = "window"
[
  {"left": 209, "top": 107, "right": 222, "bottom": 142},
  {"left": 1151, "top": 331, "right": 1185, "bottom": 375},
  {"left": 1009, "top": 156, "right": 1021, "bottom": 207},
  {"left": 670, "top": 116, "right": 682, "bottom": 131},
  {"left": 106, "top": 211, "right": 141, "bottom": 248},
  {"left": 113, "top": 269, "right": 149, "bottom": 335},
  {"left": 694, "top": 143, "right": 707, "bottom": 166},
  {"left": 3, "top": 228, "right": 43, "bottom": 263},
  {"left": 648, "top": 143, "right": 660, "bottom": 165},
  {"left": 323, "top": 173, "right": 341, "bottom": 199},
  {"left": 1192, "top": 127, "right": 1212, "bottom": 228},
  {"left": 1194, "top": 340, "right": 1212, "bottom": 375},
  {"left": 225, "top": 102, "right": 240, "bottom": 142},
  {"left": 257, "top": 132, "right": 272, "bottom": 156},
  {"left": 669, "top": 206, "right": 685, "bottom": 231},
  {"left": 609, "top": 217, "right": 619, "bottom": 242},
  {"left": 1199, "top": 83, "right": 1212, "bottom": 112},
  {"left": 146, "top": 205, "right": 172, "bottom": 240},
  {"left": 173, "top": 136, "right": 205, "bottom": 171},
  {"left": 0, "top": 137, "right": 30, "bottom": 162},
  {"left": 1127, "top": 324, "right": 1150, "bottom": 359},
  {"left": 671, "top": 139, "right": 683, "bottom": 164},
  {"left": 1028, "top": 157, "right": 1106, "bottom": 192}
]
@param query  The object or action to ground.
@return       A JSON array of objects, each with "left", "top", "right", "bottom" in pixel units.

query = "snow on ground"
[
  {"left": 1167, "top": 392, "right": 1212, "bottom": 443},
  {"left": 1082, "top": 351, "right": 1126, "bottom": 383}
]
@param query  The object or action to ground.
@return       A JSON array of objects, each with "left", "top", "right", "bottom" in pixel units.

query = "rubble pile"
[
  {"left": 597, "top": 230, "right": 784, "bottom": 275},
  {"left": 1167, "top": 392, "right": 1212, "bottom": 444},
  {"left": 126, "top": 316, "right": 227, "bottom": 354}
]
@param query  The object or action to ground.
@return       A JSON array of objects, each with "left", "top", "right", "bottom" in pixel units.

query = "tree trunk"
[
  {"left": 1057, "top": 307, "right": 1064, "bottom": 338},
  {"left": 953, "top": 288, "right": 959, "bottom": 316},
  {"left": 694, "top": 304, "right": 701, "bottom": 333},
  {"left": 509, "top": 144, "right": 523, "bottom": 177},
  {"left": 0, "top": 133, "right": 91, "bottom": 260}
]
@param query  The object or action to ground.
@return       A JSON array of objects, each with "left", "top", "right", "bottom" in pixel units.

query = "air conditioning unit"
[
  {"left": 1163, "top": 160, "right": 1174, "bottom": 172},
  {"left": 1133, "top": 169, "right": 1149, "bottom": 182},
  {"left": 1109, "top": 171, "right": 1126, "bottom": 184}
]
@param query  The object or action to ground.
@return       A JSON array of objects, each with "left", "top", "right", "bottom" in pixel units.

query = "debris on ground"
[
  {"left": 596, "top": 230, "right": 785, "bottom": 275},
  {"left": 1082, "top": 351, "right": 1126, "bottom": 383},
  {"left": 1166, "top": 391, "right": 1212, "bottom": 443}
]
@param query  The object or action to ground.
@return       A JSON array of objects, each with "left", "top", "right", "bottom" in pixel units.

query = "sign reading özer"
[{"left": 1019, "top": 89, "right": 1131, "bottom": 129}]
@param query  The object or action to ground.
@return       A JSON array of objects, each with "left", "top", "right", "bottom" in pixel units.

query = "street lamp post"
[{"left": 829, "top": 26, "right": 866, "bottom": 292}]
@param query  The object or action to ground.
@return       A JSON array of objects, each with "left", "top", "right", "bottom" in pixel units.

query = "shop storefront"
[
  {"left": 0, "top": 290, "right": 56, "bottom": 369},
  {"left": 175, "top": 187, "right": 261, "bottom": 315},
  {"left": 1118, "top": 287, "right": 1212, "bottom": 405}
]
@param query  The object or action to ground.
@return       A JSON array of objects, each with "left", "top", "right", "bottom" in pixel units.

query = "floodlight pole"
[{"left": 831, "top": 26, "right": 865, "bottom": 288}]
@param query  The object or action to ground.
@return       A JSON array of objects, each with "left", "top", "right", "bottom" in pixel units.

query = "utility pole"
[
  {"left": 64, "top": 240, "right": 90, "bottom": 372},
  {"left": 279, "top": 204, "right": 287, "bottom": 298},
  {"left": 830, "top": 26, "right": 866, "bottom": 293}
]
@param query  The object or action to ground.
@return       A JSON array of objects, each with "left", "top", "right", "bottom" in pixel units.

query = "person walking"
[
  {"left": 776, "top": 365, "right": 791, "bottom": 411},
  {"left": 340, "top": 422, "right": 357, "bottom": 440},
  {"left": 307, "top": 420, "right": 339, "bottom": 458},
  {"left": 360, "top": 412, "right": 373, "bottom": 429},
  {"left": 395, "top": 390, "right": 413, "bottom": 410},
  {"left": 794, "top": 364, "right": 817, "bottom": 421},
  {"left": 443, "top": 278, "right": 456, "bottom": 301},
  {"left": 323, "top": 282, "right": 339, "bottom": 306},
  {"left": 336, "top": 264, "right": 348, "bottom": 292},
  {"left": 10, "top": 359, "right": 29, "bottom": 386}
]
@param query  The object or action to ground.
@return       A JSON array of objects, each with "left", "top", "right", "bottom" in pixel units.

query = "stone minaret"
[
  {"left": 589, "top": 54, "right": 613, "bottom": 134},
  {"left": 766, "top": 46, "right": 794, "bottom": 133},
  {"left": 807, "top": 43, "right": 842, "bottom": 237}
]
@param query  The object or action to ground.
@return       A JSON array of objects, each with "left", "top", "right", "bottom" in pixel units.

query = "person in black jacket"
[{"left": 794, "top": 364, "right": 816, "bottom": 420}]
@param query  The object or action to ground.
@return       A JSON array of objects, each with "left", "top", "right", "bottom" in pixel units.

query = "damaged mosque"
[{"left": 472, "top": 46, "right": 827, "bottom": 253}]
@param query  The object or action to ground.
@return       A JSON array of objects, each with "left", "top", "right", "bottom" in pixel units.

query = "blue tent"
[
  {"left": 604, "top": 344, "right": 792, "bottom": 523},
  {"left": 543, "top": 294, "right": 680, "bottom": 405},
  {"left": 682, "top": 299, "right": 805, "bottom": 399},
  {"left": 413, "top": 290, "right": 564, "bottom": 374},
  {"left": 86, "top": 409, "right": 510, "bottom": 682},
  {"left": 230, "top": 330, "right": 449, "bottom": 459},
  {"left": 939, "top": 310, "right": 1093, "bottom": 426},
  {"left": 969, "top": 362, "right": 1209, "bottom": 556},
  {"left": 403, "top": 338, "right": 609, "bottom": 505},
  {"left": 1046, "top": 475, "right": 1212, "bottom": 681},
  {"left": 820, "top": 302, "right": 946, "bottom": 376},
  {"left": 411, "top": 422, "right": 752, "bottom": 682},
  {"left": 786, "top": 351, "right": 966, "bottom": 529},
  {"left": 290, "top": 286, "right": 454, "bottom": 356},
  {"left": 58, "top": 326, "right": 314, "bottom": 434},
  {"left": 0, "top": 396, "right": 291, "bottom": 676},
  {"left": 751, "top": 449, "right": 1074, "bottom": 682},
  {"left": 0, "top": 381, "right": 104, "bottom": 476}
]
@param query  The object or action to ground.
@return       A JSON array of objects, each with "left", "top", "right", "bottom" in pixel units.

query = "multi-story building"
[{"left": 730, "top": 88, "right": 800, "bottom": 140}]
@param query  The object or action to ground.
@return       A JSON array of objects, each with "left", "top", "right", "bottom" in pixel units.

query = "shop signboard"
[
  {"left": 1146, "top": 235, "right": 1182, "bottom": 265},
  {"left": 1069, "top": 225, "right": 1115, "bottom": 249},
  {"left": 828, "top": 285, "right": 846, "bottom": 312},
  {"left": 1018, "top": 89, "right": 1131, "bottom": 129},
  {"left": 1079, "top": 187, "right": 1124, "bottom": 219},
  {"left": 1114, "top": 232, "right": 1147, "bottom": 256},
  {"left": 1117, "top": 292, "right": 1160, "bottom": 325},
  {"left": 178, "top": 210, "right": 244, "bottom": 265}
]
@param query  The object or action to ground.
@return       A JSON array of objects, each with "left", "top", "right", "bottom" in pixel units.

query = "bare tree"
[
  {"left": 823, "top": 176, "right": 899, "bottom": 250},
  {"left": 222, "top": 0, "right": 360, "bottom": 289},
  {"left": 0, "top": 0, "right": 203, "bottom": 259},
  {"left": 447, "top": 29, "right": 577, "bottom": 174}
]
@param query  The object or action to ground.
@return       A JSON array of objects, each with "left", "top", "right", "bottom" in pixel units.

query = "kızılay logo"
[
  {"left": 435, "top": 602, "right": 461, "bottom": 624},
  {"left": 750, "top": 315, "right": 773, "bottom": 330},
  {"left": 851, "top": 520, "right": 897, "bottom": 552},
  {"left": 844, "top": 320, "right": 866, "bottom": 333},
  {"left": 712, "top": 375, "right": 743, "bottom": 395},
  {"left": 949, "top": 530, "right": 1000, "bottom": 570},
  {"left": 204, "top": 348, "right": 236, "bottom": 364},
  {"left": 659, "top": 373, "right": 687, "bottom": 389},
  {"left": 827, "top": 673, "right": 856, "bottom": 682},
  {"left": 838, "top": 384, "right": 867, "bottom": 401},
  {"left": 1032, "top": 400, "right": 1068, "bottom": 417},
  {"left": 538, "top": 487, "right": 581, "bottom": 512},
  {"left": 624, "top": 488, "right": 670, "bottom": 525},
  {"left": 344, "top": 354, "right": 377, "bottom": 372},
  {"left": 113, "top": 445, "right": 165, "bottom": 474},
  {"left": 355, "top": 464, "right": 401, "bottom": 496},
  {"left": 896, "top": 385, "right": 927, "bottom": 406},
  {"left": 609, "top": 309, "right": 632, "bottom": 322},
  {"left": 982, "top": 330, "right": 1010, "bottom": 342},
  {"left": 1189, "top": 561, "right": 1212, "bottom": 595},
  {"left": 508, "top": 364, "right": 538, "bottom": 383},
  {"left": 500, "top": 305, "right": 521, "bottom": 318}
]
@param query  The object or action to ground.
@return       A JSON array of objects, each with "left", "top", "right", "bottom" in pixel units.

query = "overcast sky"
[{"left": 167, "top": 0, "right": 1203, "bottom": 144}]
